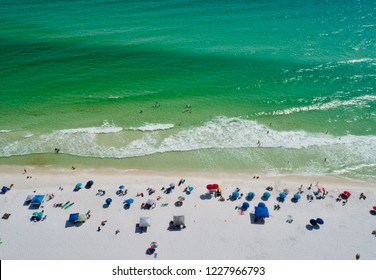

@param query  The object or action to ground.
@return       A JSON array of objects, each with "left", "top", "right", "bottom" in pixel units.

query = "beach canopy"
[
  {"left": 258, "top": 202, "right": 266, "bottom": 208},
  {"left": 119, "top": 185, "right": 125, "bottom": 190},
  {"left": 316, "top": 218, "right": 324, "bottom": 225},
  {"left": 105, "top": 198, "right": 112, "bottom": 204},
  {"left": 2, "top": 186, "right": 10, "bottom": 193},
  {"left": 279, "top": 192, "right": 287, "bottom": 199},
  {"left": 124, "top": 198, "right": 134, "bottom": 204},
  {"left": 232, "top": 191, "right": 239, "bottom": 198},
  {"left": 310, "top": 219, "right": 318, "bottom": 226},
  {"left": 242, "top": 202, "right": 250, "bottom": 210},
  {"left": 69, "top": 213, "right": 79, "bottom": 222},
  {"left": 294, "top": 193, "right": 301, "bottom": 200},
  {"left": 139, "top": 217, "right": 151, "bottom": 227},
  {"left": 77, "top": 214, "right": 87, "bottom": 223},
  {"left": 31, "top": 195, "right": 45, "bottom": 207},
  {"left": 173, "top": 215, "right": 185, "bottom": 227},
  {"left": 255, "top": 205, "right": 269, "bottom": 218}
]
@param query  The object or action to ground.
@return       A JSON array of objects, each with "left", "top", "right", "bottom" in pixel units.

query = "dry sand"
[{"left": 0, "top": 165, "right": 375, "bottom": 260}]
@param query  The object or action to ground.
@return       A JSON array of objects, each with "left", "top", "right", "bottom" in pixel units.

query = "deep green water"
[{"left": 0, "top": 0, "right": 375, "bottom": 180}]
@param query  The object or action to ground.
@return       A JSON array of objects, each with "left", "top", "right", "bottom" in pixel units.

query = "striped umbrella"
[{"left": 150, "top": 242, "right": 158, "bottom": 249}]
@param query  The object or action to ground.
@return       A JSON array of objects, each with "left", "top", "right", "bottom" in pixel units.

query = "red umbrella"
[
  {"left": 206, "top": 184, "right": 218, "bottom": 190},
  {"left": 344, "top": 191, "right": 351, "bottom": 197},
  {"left": 341, "top": 191, "right": 351, "bottom": 199},
  {"left": 372, "top": 206, "right": 376, "bottom": 211}
]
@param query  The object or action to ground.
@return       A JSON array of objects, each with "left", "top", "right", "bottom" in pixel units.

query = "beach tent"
[
  {"left": 31, "top": 195, "right": 45, "bottom": 208},
  {"left": 255, "top": 204, "right": 269, "bottom": 219},
  {"left": 173, "top": 215, "right": 185, "bottom": 227},
  {"left": 139, "top": 217, "right": 151, "bottom": 227},
  {"left": 77, "top": 214, "right": 87, "bottom": 223},
  {"left": 25, "top": 195, "right": 34, "bottom": 204},
  {"left": 69, "top": 213, "right": 79, "bottom": 223}
]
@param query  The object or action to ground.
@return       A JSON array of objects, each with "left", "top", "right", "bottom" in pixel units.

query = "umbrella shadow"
[
  {"left": 276, "top": 197, "right": 285, "bottom": 203},
  {"left": 249, "top": 213, "right": 265, "bottom": 225},
  {"left": 291, "top": 198, "right": 299, "bottom": 203},
  {"left": 370, "top": 210, "right": 376, "bottom": 216},
  {"left": 123, "top": 204, "right": 131, "bottom": 210},
  {"left": 64, "top": 221, "right": 83, "bottom": 228},
  {"left": 261, "top": 196, "right": 269, "bottom": 201},
  {"left": 200, "top": 193, "right": 212, "bottom": 200},
  {"left": 103, "top": 203, "right": 110, "bottom": 209},
  {"left": 245, "top": 196, "right": 254, "bottom": 202},
  {"left": 174, "top": 201, "right": 183, "bottom": 207}
]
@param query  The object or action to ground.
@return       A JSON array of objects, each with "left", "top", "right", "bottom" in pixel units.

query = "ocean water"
[{"left": 0, "top": 0, "right": 375, "bottom": 180}]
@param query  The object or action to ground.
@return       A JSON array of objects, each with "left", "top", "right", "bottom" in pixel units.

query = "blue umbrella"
[
  {"left": 125, "top": 198, "right": 134, "bottom": 204},
  {"left": 310, "top": 219, "right": 318, "bottom": 226},
  {"left": 316, "top": 218, "right": 324, "bottom": 225},
  {"left": 242, "top": 202, "right": 250, "bottom": 210},
  {"left": 263, "top": 191, "right": 271, "bottom": 199},
  {"left": 232, "top": 191, "right": 239, "bottom": 198},
  {"left": 119, "top": 185, "right": 125, "bottom": 190},
  {"left": 76, "top": 183, "right": 82, "bottom": 188},
  {"left": 247, "top": 192, "right": 255, "bottom": 199},
  {"left": 258, "top": 202, "right": 266, "bottom": 208},
  {"left": 188, "top": 186, "right": 194, "bottom": 192},
  {"left": 294, "top": 193, "right": 301, "bottom": 200},
  {"left": 279, "top": 192, "right": 287, "bottom": 199},
  {"left": 105, "top": 198, "right": 112, "bottom": 204}
]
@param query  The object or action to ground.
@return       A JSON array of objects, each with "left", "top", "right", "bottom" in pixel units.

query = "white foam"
[
  {"left": 0, "top": 130, "right": 11, "bottom": 133},
  {"left": 129, "top": 123, "right": 175, "bottom": 131},
  {"left": 255, "top": 95, "right": 376, "bottom": 116},
  {"left": 57, "top": 121, "right": 123, "bottom": 134}
]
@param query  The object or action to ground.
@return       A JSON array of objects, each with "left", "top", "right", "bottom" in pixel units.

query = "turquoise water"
[{"left": 0, "top": 0, "right": 375, "bottom": 180}]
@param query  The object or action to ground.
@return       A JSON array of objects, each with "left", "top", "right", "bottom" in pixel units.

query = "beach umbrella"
[
  {"left": 294, "top": 193, "right": 301, "bottom": 200},
  {"left": 247, "top": 192, "right": 255, "bottom": 199},
  {"left": 105, "top": 198, "right": 112, "bottom": 204},
  {"left": 146, "top": 198, "right": 156, "bottom": 206},
  {"left": 125, "top": 198, "right": 134, "bottom": 204},
  {"left": 150, "top": 242, "right": 158, "bottom": 249},
  {"left": 178, "top": 196, "right": 185, "bottom": 202},
  {"left": 119, "top": 185, "right": 125, "bottom": 190},
  {"left": 263, "top": 191, "right": 271, "bottom": 199},
  {"left": 373, "top": 206, "right": 376, "bottom": 211},
  {"left": 188, "top": 186, "right": 194, "bottom": 192},
  {"left": 206, "top": 184, "right": 218, "bottom": 190},
  {"left": 258, "top": 202, "right": 266, "bottom": 208},
  {"left": 279, "top": 192, "right": 287, "bottom": 199},
  {"left": 242, "top": 202, "right": 250, "bottom": 210},
  {"left": 316, "top": 218, "right": 324, "bottom": 225},
  {"left": 76, "top": 183, "right": 82, "bottom": 188},
  {"left": 32, "top": 212, "right": 39, "bottom": 217},
  {"left": 310, "top": 219, "right": 318, "bottom": 226},
  {"left": 169, "top": 183, "right": 175, "bottom": 188},
  {"left": 139, "top": 217, "right": 151, "bottom": 227},
  {"left": 232, "top": 191, "right": 239, "bottom": 198},
  {"left": 344, "top": 191, "right": 351, "bottom": 197}
]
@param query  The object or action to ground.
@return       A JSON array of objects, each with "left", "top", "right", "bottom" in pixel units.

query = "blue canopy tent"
[
  {"left": 31, "top": 195, "right": 45, "bottom": 208},
  {"left": 254, "top": 203, "right": 269, "bottom": 223},
  {"left": 1, "top": 186, "right": 10, "bottom": 193},
  {"left": 69, "top": 213, "right": 79, "bottom": 223}
]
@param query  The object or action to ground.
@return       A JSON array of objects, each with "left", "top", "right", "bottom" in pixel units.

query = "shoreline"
[{"left": 0, "top": 165, "right": 375, "bottom": 260}]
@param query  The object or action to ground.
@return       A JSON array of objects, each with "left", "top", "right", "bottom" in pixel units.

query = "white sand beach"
[{"left": 0, "top": 165, "right": 375, "bottom": 260}]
